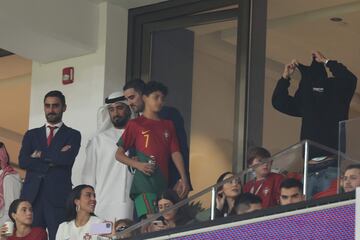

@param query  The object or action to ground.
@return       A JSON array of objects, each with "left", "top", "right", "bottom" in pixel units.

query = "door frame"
[{"left": 126, "top": 0, "right": 267, "bottom": 173}]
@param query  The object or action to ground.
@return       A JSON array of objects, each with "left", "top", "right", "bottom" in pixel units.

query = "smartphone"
[
  {"left": 152, "top": 220, "right": 164, "bottom": 226},
  {"left": 89, "top": 222, "right": 112, "bottom": 235},
  {"left": 152, "top": 216, "right": 165, "bottom": 225}
]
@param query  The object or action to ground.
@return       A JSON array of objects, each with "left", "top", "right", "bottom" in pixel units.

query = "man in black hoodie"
[{"left": 272, "top": 51, "right": 357, "bottom": 196}]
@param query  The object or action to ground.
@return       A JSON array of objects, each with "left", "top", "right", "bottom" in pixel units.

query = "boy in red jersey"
[
  {"left": 115, "top": 81, "right": 189, "bottom": 218},
  {"left": 243, "top": 147, "right": 284, "bottom": 208}
]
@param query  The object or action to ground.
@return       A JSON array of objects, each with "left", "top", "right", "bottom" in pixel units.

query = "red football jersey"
[
  {"left": 9, "top": 227, "right": 47, "bottom": 240},
  {"left": 118, "top": 116, "right": 180, "bottom": 180},
  {"left": 244, "top": 172, "right": 284, "bottom": 208}
]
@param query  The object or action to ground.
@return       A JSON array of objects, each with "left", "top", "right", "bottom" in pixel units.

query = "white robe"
[
  {"left": 0, "top": 171, "right": 22, "bottom": 225},
  {"left": 82, "top": 127, "right": 133, "bottom": 221}
]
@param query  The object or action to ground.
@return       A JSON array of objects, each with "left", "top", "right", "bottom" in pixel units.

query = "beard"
[
  {"left": 46, "top": 112, "right": 62, "bottom": 124},
  {"left": 112, "top": 115, "right": 130, "bottom": 129}
]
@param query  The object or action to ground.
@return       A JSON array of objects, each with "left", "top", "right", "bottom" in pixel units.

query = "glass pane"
[
  {"left": 115, "top": 171, "right": 245, "bottom": 239},
  {"left": 115, "top": 141, "right": 352, "bottom": 239},
  {"left": 249, "top": 141, "right": 343, "bottom": 201},
  {"left": 149, "top": 19, "right": 238, "bottom": 194},
  {"left": 264, "top": 0, "right": 360, "bottom": 159},
  {"left": 339, "top": 118, "right": 360, "bottom": 194}
]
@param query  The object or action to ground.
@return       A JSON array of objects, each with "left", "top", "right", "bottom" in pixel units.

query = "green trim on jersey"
[
  {"left": 117, "top": 137, "right": 124, "bottom": 147},
  {"left": 130, "top": 151, "right": 168, "bottom": 200}
]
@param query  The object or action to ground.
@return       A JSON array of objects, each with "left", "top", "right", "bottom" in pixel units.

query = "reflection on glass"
[
  {"left": 264, "top": 1, "right": 360, "bottom": 159},
  {"left": 116, "top": 140, "right": 355, "bottom": 239},
  {"left": 149, "top": 19, "right": 238, "bottom": 201}
]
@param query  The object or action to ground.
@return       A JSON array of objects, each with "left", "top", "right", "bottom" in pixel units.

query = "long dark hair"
[
  {"left": 216, "top": 172, "right": 242, "bottom": 216},
  {"left": 157, "top": 189, "right": 180, "bottom": 206},
  {"left": 8, "top": 199, "right": 30, "bottom": 227},
  {"left": 65, "top": 184, "right": 95, "bottom": 222}
]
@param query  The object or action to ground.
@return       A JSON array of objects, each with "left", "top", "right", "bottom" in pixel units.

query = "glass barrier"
[
  {"left": 270, "top": 140, "right": 343, "bottom": 199},
  {"left": 115, "top": 140, "right": 354, "bottom": 239},
  {"left": 339, "top": 118, "right": 360, "bottom": 196},
  {"left": 339, "top": 118, "right": 360, "bottom": 169}
]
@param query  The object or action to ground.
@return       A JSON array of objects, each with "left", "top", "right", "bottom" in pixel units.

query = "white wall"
[
  {"left": 104, "top": 3, "right": 128, "bottom": 97},
  {"left": 29, "top": 2, "right": 128, "bottom": 185}
]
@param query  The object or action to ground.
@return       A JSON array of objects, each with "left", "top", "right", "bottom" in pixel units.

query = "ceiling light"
[{"left": 330, "top": 17, "right": 343, "bottom": 22}]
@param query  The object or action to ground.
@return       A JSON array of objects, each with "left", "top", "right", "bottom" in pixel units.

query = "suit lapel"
[
  {"left": 50, "top": 124, "right": 68, "bottom": 147},
  {"left": 40, "top": 125, "right": 47, "bottom": 148}
]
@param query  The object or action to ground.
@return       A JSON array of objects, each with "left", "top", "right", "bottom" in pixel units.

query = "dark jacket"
[
  {"left": 19, "top": 124, "right": 81, "bottom": 207},
  {"left": 272, "top": 60, "right": 357, "bottom": 153},
  {"left": 159, "top": 106, "right": 192, "bottom": 189}
]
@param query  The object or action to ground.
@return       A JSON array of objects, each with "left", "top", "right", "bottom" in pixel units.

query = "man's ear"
[{"left": 62, "top": 104, "right": 67, "bottom": 112}]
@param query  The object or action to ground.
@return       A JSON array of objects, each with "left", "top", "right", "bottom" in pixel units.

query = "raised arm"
[{"left": 272, "top": 60, "right": 302, "bottom": 117}]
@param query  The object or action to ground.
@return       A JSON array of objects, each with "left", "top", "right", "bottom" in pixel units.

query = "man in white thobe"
[{"left": 81, "top": 92, "right": 134, "bottom": 221}]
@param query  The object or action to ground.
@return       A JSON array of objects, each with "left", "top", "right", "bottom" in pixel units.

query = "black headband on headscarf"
[{"left": 105, "top": 95, "right": 127, "bottom": 104}]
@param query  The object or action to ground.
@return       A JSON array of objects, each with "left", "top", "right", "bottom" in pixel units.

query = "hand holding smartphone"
[{"left": 89, "top": 222, "right": 112, "bottom": 235}]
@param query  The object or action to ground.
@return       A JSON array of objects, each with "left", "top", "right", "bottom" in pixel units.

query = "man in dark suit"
[
  {"left": 19, "top": 90, "right": 81, "bottom": 240},
  {"left": 123, "top": 79, "right": 192, "bottom": 194}
]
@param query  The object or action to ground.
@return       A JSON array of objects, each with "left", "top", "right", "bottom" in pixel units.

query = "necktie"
[{"left": 47, "top": 126, "right": 58, "bottom": 146}]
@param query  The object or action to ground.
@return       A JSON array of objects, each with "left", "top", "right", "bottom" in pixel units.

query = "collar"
[{"left": 45, "top": 121, "right": 63, "bottom": 129}]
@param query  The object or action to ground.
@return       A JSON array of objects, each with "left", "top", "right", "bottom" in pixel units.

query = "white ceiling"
[{"left": 0, "top": 0, "right": 167, "bottom": 64}]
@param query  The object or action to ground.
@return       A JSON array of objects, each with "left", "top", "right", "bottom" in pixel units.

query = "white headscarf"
[{"left": 96, "top": 91, "right": 132, "bottom": 134}]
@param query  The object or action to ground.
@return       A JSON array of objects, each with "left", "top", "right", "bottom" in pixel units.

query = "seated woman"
[
  {"left": 0, "top": 142, "right": 22, "bottom": 226},
  {"left": 148, "top": 189, "right": 191, "bottom": 232},
  {"left": 56, "top": 184, "right": 115, "bottom": 240},
  {"left": 0, "top": 199, "right": 47, "bottom": 240},
  {"left": 215, "top": 171, "right": 242, "bottom": 218},
  {"left": 147, "top": 190, "right": 180, "bottom": 232}
]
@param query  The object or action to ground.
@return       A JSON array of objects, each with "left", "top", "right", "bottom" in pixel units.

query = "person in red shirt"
[
  {"left": 0, "top": 199, "right": 47, "bottom": 240},
  {"left": 116, "top": 81, "right": 189, "bottom": 219},
  {"left": 244, "top": 147, "right": 284, "bottom": 208}
]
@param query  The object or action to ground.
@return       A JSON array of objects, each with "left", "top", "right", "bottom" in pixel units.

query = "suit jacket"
[
  {"left": 19, "top": 124, "right": 81, "bottom": 207},
  {"left": 159, "top": 106, "right": 192, "bottom": 189}
]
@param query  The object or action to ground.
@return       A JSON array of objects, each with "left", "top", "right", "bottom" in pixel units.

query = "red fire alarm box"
[{"left": 62, "top": 67, "right": 74, "bottom": 85}]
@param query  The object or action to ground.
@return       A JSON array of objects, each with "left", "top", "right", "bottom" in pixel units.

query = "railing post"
[
  {"left": 303, "top": 140, "right": 309, "bottom": 200},
  {"left": 210, "top": 187, "right": 216, "bottom": 220}
]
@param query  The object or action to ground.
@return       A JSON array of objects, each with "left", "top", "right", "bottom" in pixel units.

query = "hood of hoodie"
[{"left": 298, "top": 58, "right": 328, "bottom": 88}]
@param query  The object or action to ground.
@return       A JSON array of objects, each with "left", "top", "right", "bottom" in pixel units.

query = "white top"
[
  {"left": 81, "top": 127, "right": 134, "bottom": 221},
  {"left": 56, "top": 216, "right": 108, "bottom": 240},
  {"left": 0, "top": 171, "right": 22, "bottom": 225}
]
